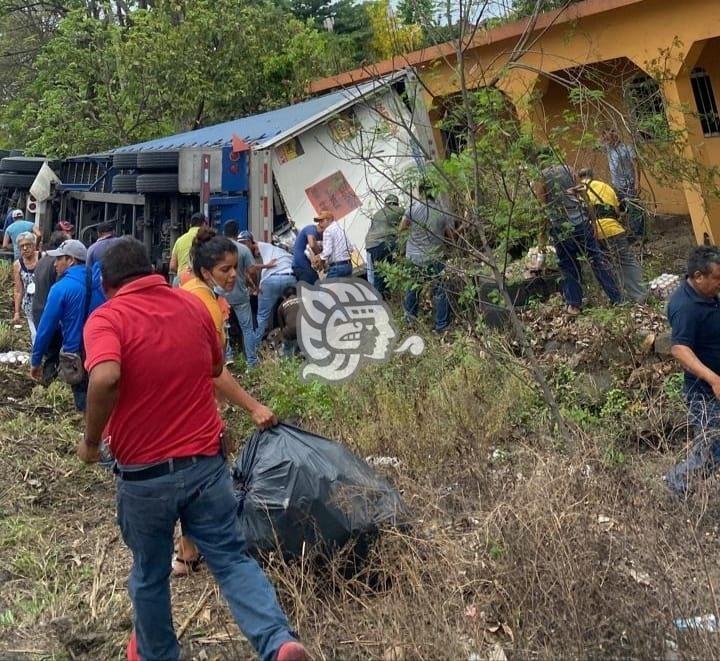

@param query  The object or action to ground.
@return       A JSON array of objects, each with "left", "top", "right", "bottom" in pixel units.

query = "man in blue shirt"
[
  {"left": 665, "top": 246, "right": 720, "bottom": 496},
  {"left": 2, "top": 211, "right": 35, "bottom": 258},
  {"left": 30, "top": 239, "right": 105, "bottom": 411},
  {"left": 292, "top": 223, "right": 322, "bottom": 284},
  {"left": 86, "top": 220, "right": 122, "bottom": 272},
  {"left": 2, "top": 204, "right": 20, "bottom": 233}
]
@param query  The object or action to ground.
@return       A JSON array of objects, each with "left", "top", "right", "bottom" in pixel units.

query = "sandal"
[{"left": 171, "top": 554, "right": 204, "bottom": 577}]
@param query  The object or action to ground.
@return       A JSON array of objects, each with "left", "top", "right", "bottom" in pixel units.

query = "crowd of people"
[
  {"left": 0, "top": 195, "right": 465, "bottom": 659},
  {"left": 534, "top": 132, "right": 649, "bottom": 316},
  {"left": 6, "top": 136, "right": 654, "bottom": 410},
  {"left": 5, "top": 127, "right": 720, "bottom": 659}
]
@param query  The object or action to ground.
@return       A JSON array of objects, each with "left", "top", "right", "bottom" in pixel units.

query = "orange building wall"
[{"left": 311, "top": 0, "right": 720, "bottom": 242}]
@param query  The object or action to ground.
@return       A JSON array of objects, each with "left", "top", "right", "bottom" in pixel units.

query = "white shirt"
[
  {"left": 320, "top": 221, "right": 353, "bottom": 264},
  {"left": 257, "top": 241, "right": 294, "bottom": 282}
]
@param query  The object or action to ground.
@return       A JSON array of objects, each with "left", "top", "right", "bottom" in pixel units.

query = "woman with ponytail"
[{"left": 174, "top": 227, "right": 278, "bottom": 577}]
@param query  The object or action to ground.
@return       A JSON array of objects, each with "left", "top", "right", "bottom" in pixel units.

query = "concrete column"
[
  {"left": 661, "top": 75, "right": 720, "bottom": 244},
  {"left": 499, "top": 69, "right": 547, "bottom": 138},
  {"left": 628, "top": 41, "right": 720, "bottom": 244}
]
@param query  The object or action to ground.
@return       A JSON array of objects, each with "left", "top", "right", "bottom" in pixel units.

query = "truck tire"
[
  {"left": 137, "top": 151, "right": 179, "bottom": 171},
  {"left": 0, "top": 173, "right": 36, "bottom": 188},
  {"left": 0, "top": 157, "right": 45, "bottom": 174},
  {"left": 112, "top": 153, "right": 138, "bottom": 169},
  {"left": 112, "top": 174, "right": 138, "bottom": 192},
  {"left": 136, "top": 173, "right": 179, "bottom": 193}
]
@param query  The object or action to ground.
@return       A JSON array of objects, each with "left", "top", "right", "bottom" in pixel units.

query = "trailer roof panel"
[{"left": 112, "top": 73, "right": 405, "bottom": 154}]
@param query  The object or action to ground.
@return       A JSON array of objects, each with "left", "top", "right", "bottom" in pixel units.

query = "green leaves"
[{"left": 3, "top": 0, "right": 335, "bottom": 156}]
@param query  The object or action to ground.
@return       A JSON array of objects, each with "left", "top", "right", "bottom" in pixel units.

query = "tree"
[
  {"left": 509, "top": 0, "right": 581, "bottom": 19},
  {"left": 366, "top": 0, "right": 422, "bottom": 61},
  {"left": 397, "top": 0, "right": 437, "bottom": 26},
  {"left": 3, "top": 0, "right": 334, "bottom": 155}
]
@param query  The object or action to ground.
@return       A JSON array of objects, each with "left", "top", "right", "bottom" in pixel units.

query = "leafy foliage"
[
  {"left": 366, "top": 0, "right": 422, "bottom": 61},
  {"left": 436, "top": 87, "right": 543, "bottom": 254},
  {"left": 508, "top": 0, "right": 582, "bottom": 19},
  {"left": 2, "top": 1, "right": 333, "bottom": 156}
]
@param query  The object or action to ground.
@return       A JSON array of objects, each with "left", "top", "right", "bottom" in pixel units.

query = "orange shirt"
[{"left": 180, "top": 276, "right": 229, "bottom": 346}]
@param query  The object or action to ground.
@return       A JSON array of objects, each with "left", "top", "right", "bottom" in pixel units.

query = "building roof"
[
  {"left": 113, "top": 73, "right": 405, "bottom": 154},
  {"left": 309, "top": 0, "right": 646, "bottom": 94}
]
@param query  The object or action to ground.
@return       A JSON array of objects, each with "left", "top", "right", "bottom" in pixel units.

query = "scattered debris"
[
  {"left": 0, "top": 350, "right": 30, "bottom": 365},
  {"left": 596, "top": 514, "right": 616, "bottom": 530},
  {"left": 674, "top": 614, "right": 719, "bottom": 632},
  {"left": 520, "top": 301, "right": 668, "bottom": 371},
  {"left": 365, "top": 455, "right": 402, "bottom": 469},
  {"left": 490, "top": 448, "right": 508, "bottom": 463},
  {"left": 648, "top": 273, "right": 681, "bottom": 300}
]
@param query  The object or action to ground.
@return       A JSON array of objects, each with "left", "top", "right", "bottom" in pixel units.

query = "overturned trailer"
[{"left": 42, "top": 70, "right": 434, "bottom": 272}]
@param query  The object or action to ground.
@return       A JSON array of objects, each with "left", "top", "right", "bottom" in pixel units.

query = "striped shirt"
[{"left": 320, "top": 221, "right": 353, "bottom": 264}]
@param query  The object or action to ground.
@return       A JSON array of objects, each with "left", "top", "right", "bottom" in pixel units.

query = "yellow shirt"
[
  {"left": 172, "top": 226, "right": 200, "bottom": 274},
  {"left": 585, "top": 179, "right": 625, "bottom": 240},
  {"left": 181, "top": 276, "right": 226, "bottom": 346}
]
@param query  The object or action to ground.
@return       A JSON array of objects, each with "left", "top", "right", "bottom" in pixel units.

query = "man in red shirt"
[{"left": 78, "top": 237, "right": 307, "bottom": 661}]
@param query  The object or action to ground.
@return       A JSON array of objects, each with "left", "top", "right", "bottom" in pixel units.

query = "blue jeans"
[
  {"left": 600, "top": 234, "right": 647, "bottom": 303},
  {"left": 292, "top": 265, "right": 318, "bottom": 285},
  {"left": 72, "top": 376, "right": 88, "bottom": 411},
  {"left": 325, "top": 262, "right": 352, "bottom": 279},
  {"left": 117, "top": 455, "right": 295, "bottom": 661},
  {"left": 231, "top": 299, "right": 254, "bottom": 361},
  {"left": 247, "top": 274, "right": 296, "bottom": 366},
  {"left": 665, "top": 393, "right": 720, "bottom": 496},
  {"left": 552, "top": 222, "right": 622, "bottom": 308},
  {"left": 366, "top": 242, "right": 393, "bottom": 296},
  {"left": 404, "top": 262, "right": 450, "bottom": 331}
]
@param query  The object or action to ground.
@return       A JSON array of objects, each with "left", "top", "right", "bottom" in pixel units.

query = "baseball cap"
[
  {"left": 46, "top": 239, "right": 87, "bottom": 262},
  {"left": 11, "top": 209, "right": 23, "bottom": 219},
  {"left": 238, "top": 230, "right": 254, "bottom": 242},
  {"left": 313, "top": 210, "right": 334, "bottom": 222},
  {"left": 384, "top": 194, "right": 400, "bottom": 206}
]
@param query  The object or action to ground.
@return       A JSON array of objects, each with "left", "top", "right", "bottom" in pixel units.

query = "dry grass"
[
  {"left": 2, "top": 335, "right": 720, "bottom": 661},
  {"left": 2, "top": 220, "right": 720, "bottom": 660}
]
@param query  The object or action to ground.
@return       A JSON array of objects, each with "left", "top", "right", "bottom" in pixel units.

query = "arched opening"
[
  {"left": 433, "top": 88, "right": 518, "bottom": 157},
  {"left": 624, "top": 73, "right": 668, "bottom": 140}
]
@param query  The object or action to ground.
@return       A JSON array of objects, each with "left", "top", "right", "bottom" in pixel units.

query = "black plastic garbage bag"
[{"left": 233, "top": 423, "right": 406, "bottom": 559}]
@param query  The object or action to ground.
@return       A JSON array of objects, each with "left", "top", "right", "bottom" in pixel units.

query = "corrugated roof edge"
[
  {"left": 254, "top": 69, "right": 409, "bottom": 150},
  {"left": 109, "top": 71, "right": 408, "bottom": 155}
]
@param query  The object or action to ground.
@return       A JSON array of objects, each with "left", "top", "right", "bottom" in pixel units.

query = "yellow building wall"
[
  {"left": 534, "top": 72, "right": 689, "bottom": 215},
  {"left": 693, "top": 40, "right": 720, "bottom": 176},
  {"left": 410, "top": 0, "right": 720, "bottom": 238}
]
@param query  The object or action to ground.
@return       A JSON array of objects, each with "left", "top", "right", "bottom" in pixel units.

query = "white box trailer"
[
  {"left": 107, "top": 69, "right": 436, "bottom": 256},
  {"left": 247, "top": 69, "right": 436, "bottom": 253},
  {"left": 45, "top": 69, "right": 436, "bottom": 270}
]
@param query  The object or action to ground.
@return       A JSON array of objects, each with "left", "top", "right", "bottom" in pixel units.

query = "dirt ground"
[{"left": 2, "top": 214, "right": 719, "bottom": 661}]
